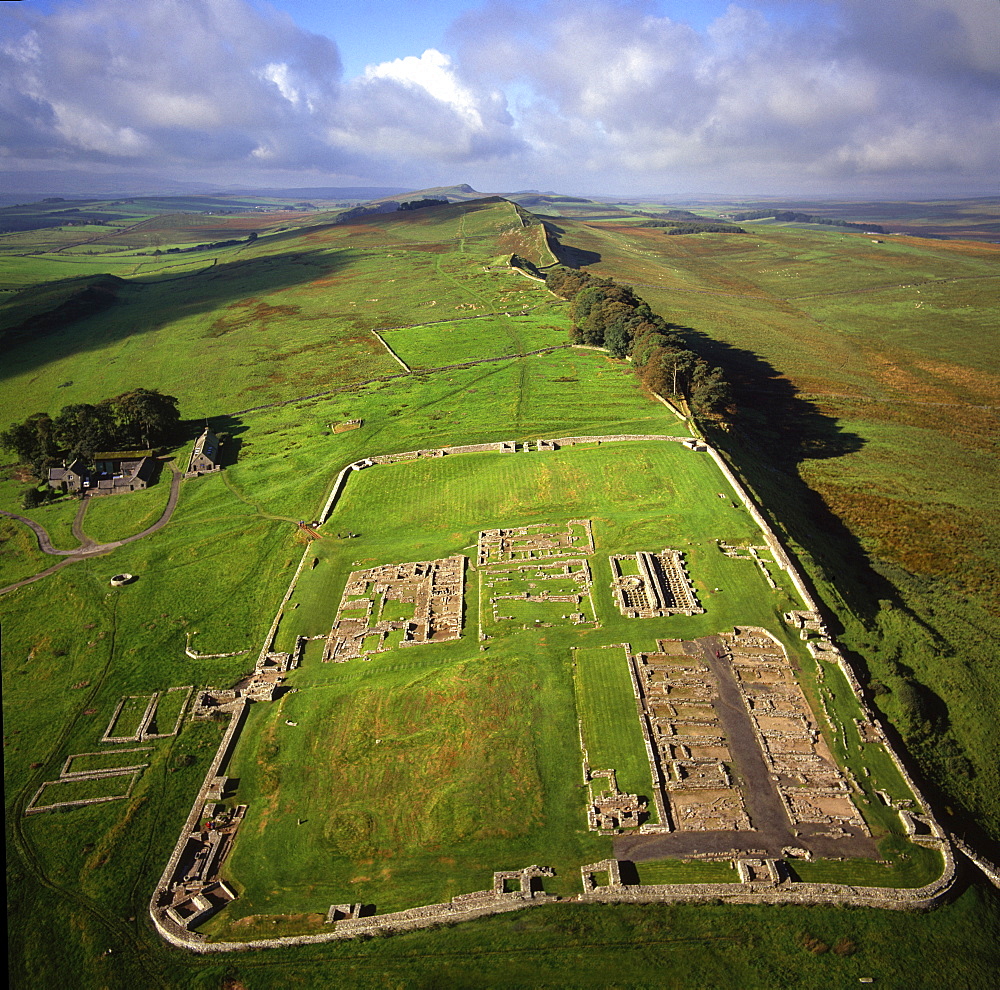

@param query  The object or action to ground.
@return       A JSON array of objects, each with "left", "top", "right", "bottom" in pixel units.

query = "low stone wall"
[
  {"left": 371, "top": 329, "right": 410, "bottom": 371},
  {"left": 154, "top": 870, "right": 559, "bottom": 954},
  {"left": 318, "top": 463, "right": 354, "bottom": 523},
  {"left": 953, "top": 836, "right": 1000, "bottom": 888},
  {"left": 579, "top": 841, "right": 956, "bottom": 912},
  {"left": 149, "top": 700, "right": 249, "bottom": 942}
]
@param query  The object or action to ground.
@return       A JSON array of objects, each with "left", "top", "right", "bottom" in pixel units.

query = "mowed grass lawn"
[
  {"left": 213, "top": 439, "right": 813, "bottom": 934},
  {"left": 79, "top": 469, "right": 174, "bottom": 543}
]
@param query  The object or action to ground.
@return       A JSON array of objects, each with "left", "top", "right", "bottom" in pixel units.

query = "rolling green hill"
[{"left": 3, "top": 194, "right": 999, "bottom": 989}]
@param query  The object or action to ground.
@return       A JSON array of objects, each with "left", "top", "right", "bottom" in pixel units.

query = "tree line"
[
  {"left": 545, "top": 267, "right": 733, "bottom": 421},
  {"left": 636, "top": 219, "right": 747, "bottom": 235},
  {"left": 729, "top": 210, "right": 884, "bottom": 233},
  {"left": 0, "top": 388, "right": 181, "bottom": 475}
]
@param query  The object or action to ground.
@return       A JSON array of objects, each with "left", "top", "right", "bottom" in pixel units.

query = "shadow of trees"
[
  {"left": 686, "top": 326, "right": 903, "bottom": 628},
  {"left": 673, "top": 328, "right": 983, "bottom": 843}
]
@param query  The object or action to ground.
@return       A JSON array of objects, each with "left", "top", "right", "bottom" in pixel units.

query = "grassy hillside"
[
  {"left": 0, "top": 199, "right": 556, "bottom": 420},
  {"left": 543, "top": 214, "right": 1000, "bottom": 843},
  {"left": 4, "top": 195, "right": 1000, "bottom": 988}
]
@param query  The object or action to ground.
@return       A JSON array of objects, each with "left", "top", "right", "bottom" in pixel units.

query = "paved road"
[{"left": 0, "top": 466, "right": 183, "bottom": 594}]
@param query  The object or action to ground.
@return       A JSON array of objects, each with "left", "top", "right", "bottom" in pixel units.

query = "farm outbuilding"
[{"left": 187, "top": 427, "right": 222, "bottom": 477}]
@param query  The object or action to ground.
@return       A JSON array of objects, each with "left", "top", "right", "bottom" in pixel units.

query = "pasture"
[
  {"left": 205, "top": 439, "right": 926, "bottom": 934},
  {"left": 4, "top": 194, "right": 1000, "bottom": 988},
  {"left": 0, "top": 198, "right": 549, "bottom": 424}
]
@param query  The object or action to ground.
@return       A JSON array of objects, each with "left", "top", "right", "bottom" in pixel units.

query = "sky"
[{"left": 1, "top": 0, "right": 998, "bottom": 198}]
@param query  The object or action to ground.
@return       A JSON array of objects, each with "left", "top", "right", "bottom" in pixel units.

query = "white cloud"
[
  {"left": 450, "top": 0, "right": 1000, "bottom": 193},
  {"left": 362, "top": 49, "right": 485, "bottom": 126},
  {"left": 0, "top": 0, "right": 523, "bottom": 185},
  {"left": 0, "top": 0, "right": 996, "bottom": 194}
]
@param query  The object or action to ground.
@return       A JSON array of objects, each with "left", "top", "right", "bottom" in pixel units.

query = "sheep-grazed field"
[{"left": 4, "top": 195, "right": 1000, "bottom": 988}]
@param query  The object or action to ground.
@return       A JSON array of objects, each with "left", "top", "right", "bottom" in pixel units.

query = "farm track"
[
  {"left": 220, "top": 472, "right": 300, "bottom": 524},
  {"left": 0, "top": 465, "right": 182, "bottom": 594}
]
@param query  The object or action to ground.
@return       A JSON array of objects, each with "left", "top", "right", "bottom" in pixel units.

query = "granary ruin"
[
  {"left": 322, "top": 556, "right": 465, "bottom": 661},
  {"left": 610, "top": 550, "right": 703, "bottom": 617}
]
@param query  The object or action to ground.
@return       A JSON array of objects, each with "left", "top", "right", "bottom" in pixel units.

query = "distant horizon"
[
  {"left": 1, "top": 175, "right": 996, "bottom": 208},
  {"left": 2, "top": 1, "right": 997, "bottom": 200}
]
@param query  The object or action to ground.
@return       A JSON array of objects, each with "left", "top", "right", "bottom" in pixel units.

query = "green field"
[
  {"left": 204, "top": 438, "right": 931, "bottom": 934},
  {"left": 4, "top": 193, "right": 1000, "bottom": 988},
  {"left": 574, "top": 646, "right": 655, "bottom": 805}
]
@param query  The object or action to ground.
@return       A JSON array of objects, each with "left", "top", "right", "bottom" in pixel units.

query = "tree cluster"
[
  {"left": 1, "top": 388, "right": 180, "bottom": 474},
  {"left": 636, "top": 220, "right": 746, "bottom": 235},
  {"left": 334, "top": 201, "right": 402, "bottom": 224},
  {"left": 545, "top": 267, "right": 733, "bottom": 421},
  {"left": 159, "top": 235, "right": 251, "bottom": 255},
  {"left": 398, "top": 199, "right": 449, "bottom": 211},
  {"left": 729, "top": 209, "right": 884, "bottom": 233}
]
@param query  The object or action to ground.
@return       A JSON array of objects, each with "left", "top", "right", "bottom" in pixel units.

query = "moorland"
[{"left": 3, "top": 189, "right": 999, "bottom": 988}]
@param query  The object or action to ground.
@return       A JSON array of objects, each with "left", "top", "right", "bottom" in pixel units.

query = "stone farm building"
[
  {"left": 186, "top": 428, "right": 222, "bottom": 477},
  {"left": 48, "top": 450, "right": 156, "bottom": 496}
]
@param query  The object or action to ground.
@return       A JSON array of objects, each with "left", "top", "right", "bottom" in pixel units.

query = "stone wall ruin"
[
  {"left": 629, "top": 643, "right": 750, "bottom": 833},
  {"left": 322, "top": 556, "right": 465, "bottom": 662}
]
